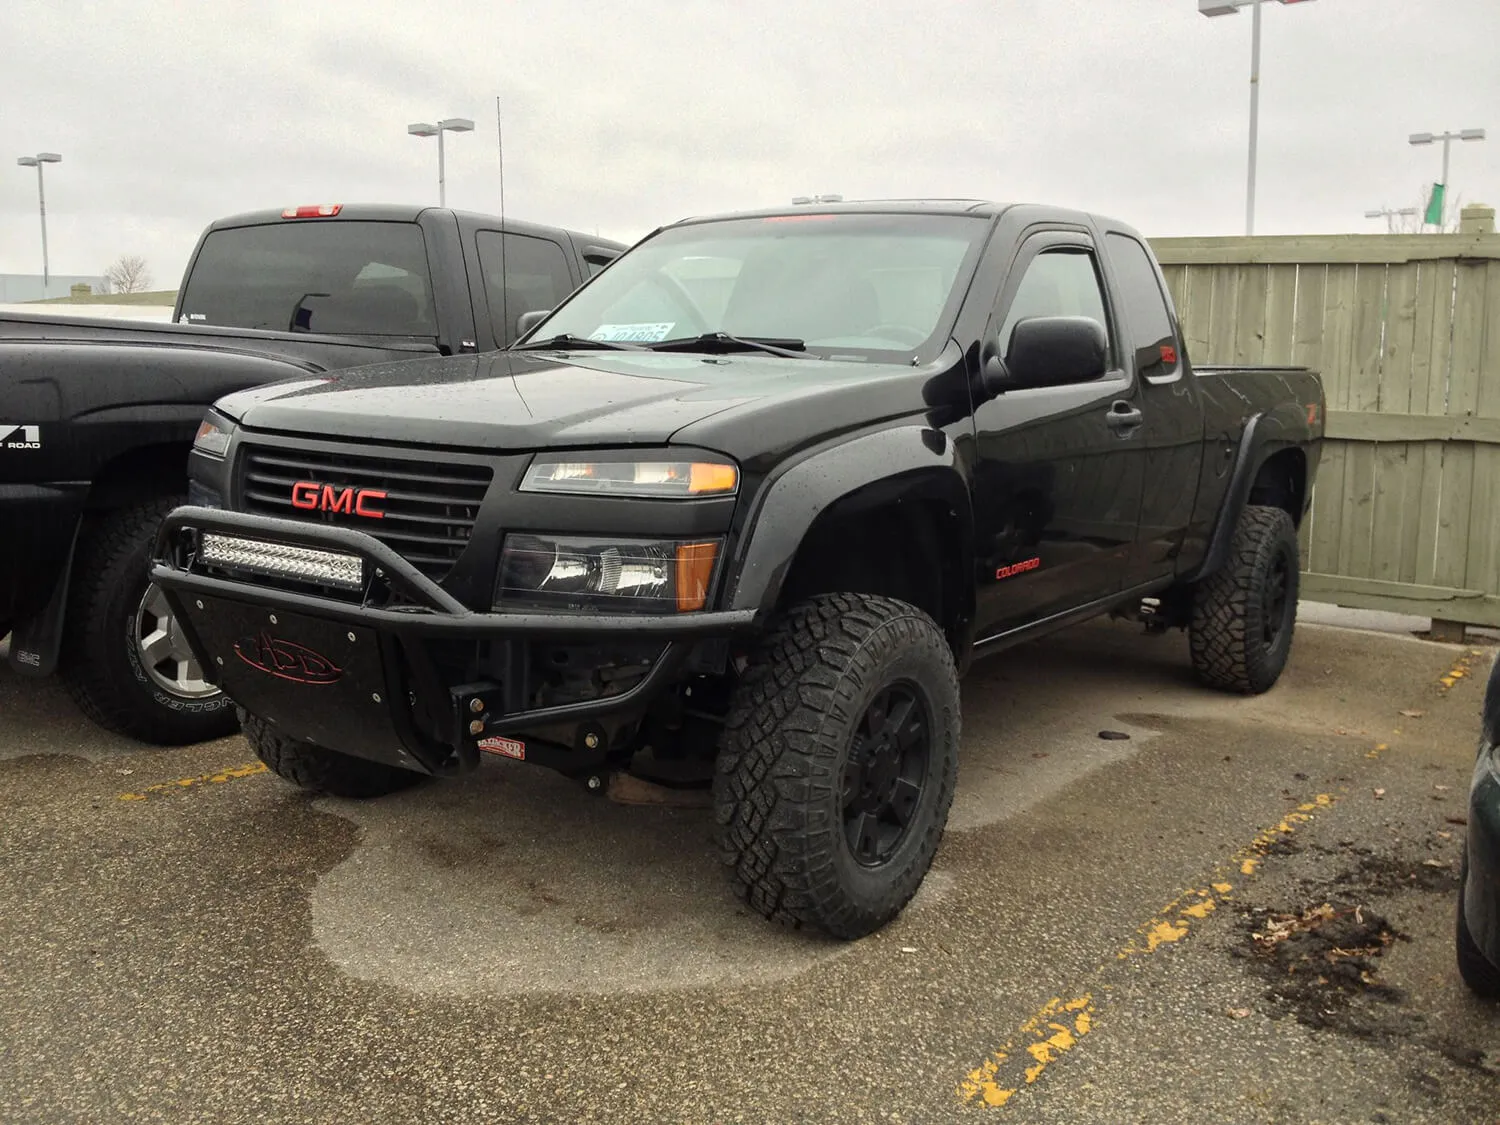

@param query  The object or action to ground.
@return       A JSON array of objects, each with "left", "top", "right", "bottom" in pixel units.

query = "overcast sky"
[{"left": 2, "top": 0, "right": 1497, "bottom": 288}]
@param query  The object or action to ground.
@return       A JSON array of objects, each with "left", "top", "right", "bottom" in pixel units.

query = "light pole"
[
  {"left": 1408, "top": 129, "right": 1486, "bottom": 230},
  {"left": 1199, "top": 0, "right": 1316, "bottom": 236},
  {"left": 16, "top": 152, "right": 62, "bottom": 292},
  {"left": 1365, "top": 206, "right": 1418, "bottom": 234},
  {"left": 407, "top": 118, "right": 474, "bottom": 207}
]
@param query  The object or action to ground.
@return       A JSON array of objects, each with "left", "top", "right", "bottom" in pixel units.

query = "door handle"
[{"left": 1105, "top": 401, "right": 1144, "bottom": 432}]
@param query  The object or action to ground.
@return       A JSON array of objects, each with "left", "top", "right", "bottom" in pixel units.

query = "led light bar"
[{"left": 199, "top": 533, "right": 364, "bottom": 590}]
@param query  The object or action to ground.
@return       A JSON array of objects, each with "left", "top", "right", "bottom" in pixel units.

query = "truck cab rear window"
[{"left": 178, "top": 221, "right": 438, "bottom": 337}]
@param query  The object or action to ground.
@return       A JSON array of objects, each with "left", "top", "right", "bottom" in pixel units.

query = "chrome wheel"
[{"left": 134, "top": 584, "right": 218, "bottom": 699}]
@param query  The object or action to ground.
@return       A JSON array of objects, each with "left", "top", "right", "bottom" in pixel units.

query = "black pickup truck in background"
[
  {"left": 0, "top": 204, "right": 625, "bottom": 744},
  {"left": 151, "top": 199, "right": 1325, "bottom": 938}
]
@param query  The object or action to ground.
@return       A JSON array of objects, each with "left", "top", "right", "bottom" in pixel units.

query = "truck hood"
[{"left": 219, "top": 348, "right": 963, "bottom": 466}]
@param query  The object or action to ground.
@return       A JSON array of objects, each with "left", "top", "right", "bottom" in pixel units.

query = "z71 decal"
[
  {"left": 995, "top": 557, "right": 1041, "bottom": 580},
  {"left": 0, "top": 424, "right": 41, "bottom": 450}
]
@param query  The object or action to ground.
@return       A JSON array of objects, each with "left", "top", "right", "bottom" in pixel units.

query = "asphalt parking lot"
[{"left": 2, "top": 616, "right": 1498, "bottom": 1124}]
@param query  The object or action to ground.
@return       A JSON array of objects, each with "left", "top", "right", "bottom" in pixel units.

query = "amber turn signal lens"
[
  {"left": 674, "top": 541, "right": 719, "bottom": 612},
  {"left": 688, "top": 462, "right": 738, "bottom": 495}
]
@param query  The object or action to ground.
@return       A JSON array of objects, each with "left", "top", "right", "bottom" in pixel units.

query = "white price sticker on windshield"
[{"left": 589, "top": 322, "right": 675, "bottom": 343}]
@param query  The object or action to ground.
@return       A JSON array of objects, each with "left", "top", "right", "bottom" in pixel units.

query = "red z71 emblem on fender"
[
  {"left": 291, "top": 480, "right": 386, "bottom": 518},
  {"left": 234, "top": 632, "right": 343, "bottom": 684},
  {"left": 995, "top": 557, "right": 1041, "bottom": 580}
]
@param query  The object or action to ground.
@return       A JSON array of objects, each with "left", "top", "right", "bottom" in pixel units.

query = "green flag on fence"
[{"left": 1425, "top": 182, "right": 1446, "bottom": 227}]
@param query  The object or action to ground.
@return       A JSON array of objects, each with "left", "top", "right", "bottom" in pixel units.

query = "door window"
[{"left": 999, "top": 248, "right": 1112, "bottom": 362}]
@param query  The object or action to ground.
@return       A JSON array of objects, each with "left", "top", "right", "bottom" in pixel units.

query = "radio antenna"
[{"left": 496, "top": 94, "right": 509, "bottom": 345}]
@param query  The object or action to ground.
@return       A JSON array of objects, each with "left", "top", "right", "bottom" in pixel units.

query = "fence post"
[{"left": 1460, "top": 204, "right": 1495, "bottom": 235}]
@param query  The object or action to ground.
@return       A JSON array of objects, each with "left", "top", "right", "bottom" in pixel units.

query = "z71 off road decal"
[{"left": 0, "top": 424, "right": 41, "bottom": 450}]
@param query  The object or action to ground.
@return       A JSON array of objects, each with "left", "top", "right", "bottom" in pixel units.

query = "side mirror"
[
  {"left": 985, "top": 316, "right": 1108, "bottom": 394},
  {"left": 515, "top": 310, "right": 550, "bottom": 340}
]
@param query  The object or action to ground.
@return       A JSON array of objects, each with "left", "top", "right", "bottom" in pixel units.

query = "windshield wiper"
[
  {"left": 646, "top": 333, "right": 816, "bottom": 359},
  {"left": 512, "top": 333, "right": 644, "bottom": 352}
]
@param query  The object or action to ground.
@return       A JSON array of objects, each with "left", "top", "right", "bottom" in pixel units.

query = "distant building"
[{"left": 0, "top": 273, "right": 111, "bottom": 302}]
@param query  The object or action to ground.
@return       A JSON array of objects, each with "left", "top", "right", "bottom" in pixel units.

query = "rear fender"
[{"left": 1183, "top": 403, "right": 1311, "bottom": 584}]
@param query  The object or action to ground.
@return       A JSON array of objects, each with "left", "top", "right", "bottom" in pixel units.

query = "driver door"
[{"left": 969, "top": 231, "right": 1146, "bottom": 639}]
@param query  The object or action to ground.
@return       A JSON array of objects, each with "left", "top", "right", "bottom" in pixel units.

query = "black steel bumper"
[{"left": 150, "top": 506, "right": 758, "bottom": 777}]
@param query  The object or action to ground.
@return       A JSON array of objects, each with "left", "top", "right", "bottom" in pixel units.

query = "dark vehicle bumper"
[
  {"left": 150, "top": 506, "right": 758, "bottom": 778},
  {"left": 1465, "top": 748, "right": 1500, "bottom": 967}
]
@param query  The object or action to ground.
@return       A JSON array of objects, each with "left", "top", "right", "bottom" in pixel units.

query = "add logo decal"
[
  {"left": 0, "top": 424, "right": 41, "bottom": 450},
  {"left": 995, "top": 557, "right": 1041, "bottom": 580},
  {"left": 291, "top": 480, "right": 386, "bottom": 518},
  {"left": 478, "top": 735, "right": 526, "bottom": 761},
  {"left": 234, "top": 632, "right": 343, "bottom": 684}
]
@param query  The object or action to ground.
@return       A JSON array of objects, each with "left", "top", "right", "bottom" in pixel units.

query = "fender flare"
[
  {"left": 1182, "top": 409, "right": 1310, "bottom": 585},
  {"left": 722, "top": 424, "right": 975, "bottom": 626}
]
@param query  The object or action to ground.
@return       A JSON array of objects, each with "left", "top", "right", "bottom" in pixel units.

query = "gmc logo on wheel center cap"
[{"left": 291, "top": 480, "right": 387, "bottom": 518}]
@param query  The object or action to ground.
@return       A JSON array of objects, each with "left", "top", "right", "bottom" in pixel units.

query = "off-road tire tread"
[
  {"left": 1190, "top": 504, "right": 1299, "bottom": 695},
  {"left": 712, "top": 593, "right": 960, "bottom": 939},
  {"left": 59, "top": 497, "right": 236, "bottom": 745},
  {"left": 1457, "top": 861, "right": 1500, "bottom": 999},
  {"left": 242, "top": 710, "right": 421, "bottom": 799}
]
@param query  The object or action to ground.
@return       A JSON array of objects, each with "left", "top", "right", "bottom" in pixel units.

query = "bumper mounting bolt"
[
  {"left": 584, "top": 732, "right": 600, "bottom": 749},
  {"left": 586, "top": 774, "right": 603, "bottom": 791},
  {"left": 215, "top": 657, "right": 223, "bottom": 666},
  {"left": 468, "top": 719, "right": 484, "bottom": 735},
  {"left": 269, "top": 614, "right": 278, "bottom": 625},
  {"left": 371, "top": 692, "right": 382, "bottom": 704},
  {"left": 195, "top": 600, "right": 204, "bottom": 609},
  {"left": 347, "top": 632, "right": 356, "bottom": 643},
  {"left": 469, "top": 698, "right": 485, "bottom": 714}
]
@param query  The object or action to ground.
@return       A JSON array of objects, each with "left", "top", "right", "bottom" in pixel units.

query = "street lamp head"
[
  {"left": 1409, "top": 133, "right": 1436, "bottom": 146},
  {"left": 17, "top": 156, "right": 39, "bottom": 167},
  {"left": 1364, "top": 210, "right": 1384, "bottom": 219},
  {"left": 437, "top": 118, "right": 475, "bottom": 133},
  {"left": 407, "top": 122, "right": 440, "bottom": 137},
  {"left": 1199, "top": 0, "right": 1315, "bottom": 14},
  {"left": 36, "top": 153, "right": 61, "bottom": 163},
  {"left": 1460, "top": 129, "right": 1487, "bottom": 142}
]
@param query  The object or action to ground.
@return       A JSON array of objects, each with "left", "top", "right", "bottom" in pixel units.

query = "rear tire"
[
  {"left": 59, "top": 498, "right": 237, "bottom": 745},
  {"left": 242, "top": 710, "right": 423, "bottom": 799},
  {"left": 1457, "top": 854, "right": 1500, "bottom": 999},
  {"left": 713, "top": 594, "right": 960, "bottom": 940},
  {"left": 1190, "top": 504, "right": 1300, "bottom": 695}
]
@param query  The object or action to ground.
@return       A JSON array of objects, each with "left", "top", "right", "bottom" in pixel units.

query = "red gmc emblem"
[{"left": 291, "top": 480, "right": 386, "bottom": 518}]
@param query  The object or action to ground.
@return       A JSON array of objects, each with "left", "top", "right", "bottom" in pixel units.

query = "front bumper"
[
  {"left": 1465, "top": 750, "right": 1500, "bottom": 966},
  {"left": 151, "top": 506, "right": 757, "bottom": 777}
]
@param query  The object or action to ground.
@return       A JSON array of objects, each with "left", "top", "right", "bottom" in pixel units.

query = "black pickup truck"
[
  {"left": 150, "top": 200, "right": 1324, "bottom": 938},
  {"left": 0, "top": 203, "right": 624, "bottom": 744}
]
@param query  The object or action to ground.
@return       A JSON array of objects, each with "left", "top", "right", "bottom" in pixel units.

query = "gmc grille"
[{"left": 239, "top": 446, "right": 493, "bottom": 582}]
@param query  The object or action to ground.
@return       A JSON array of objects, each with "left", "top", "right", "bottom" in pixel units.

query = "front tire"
[
  {"left": 713, "top": 594, "right": 960, "bottom": 940},
  {"left": 59, "top": 498, "right": 237, "bottom": 745},
  {"left": 1190, "top": 504, "right": 1300, "bottom": 695},
  {"left": 243, "top": 711, "right": 423, "bottom": 799}
]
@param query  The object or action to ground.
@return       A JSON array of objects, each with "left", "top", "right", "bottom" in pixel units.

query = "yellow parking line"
[
  {"left": 956, "top": 793, "right": 1337, "bottom": 1109},
  {"left": 119, "top": 762, "right": 268, "bottom": 801}
]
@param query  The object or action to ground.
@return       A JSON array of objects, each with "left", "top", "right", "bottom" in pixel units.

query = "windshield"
[
  {"left": 525, "top": 213, "right": 988, "bottom": 359},
  {"left": 177, "top": 220, "right": 437, "bottom": 336}
]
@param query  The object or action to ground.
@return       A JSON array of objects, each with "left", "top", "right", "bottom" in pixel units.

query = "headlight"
[
  {"left": 192, "top": 412, "right": 236, "bottom": 459},
  {"left": 520, "top": 454, "right": 738, "bottom": 499},
  {"left": 496, "top": 534, "right": 720, "bottom": 613}
]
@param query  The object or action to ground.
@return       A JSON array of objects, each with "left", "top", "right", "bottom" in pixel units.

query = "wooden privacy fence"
[{"left": 1147, "top": 220, "right": 1500, "bottom": 634}]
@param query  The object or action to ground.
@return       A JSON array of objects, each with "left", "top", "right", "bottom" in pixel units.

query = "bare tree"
[{"left": 104, "top": 255, "right": 153, "bottom": 294}]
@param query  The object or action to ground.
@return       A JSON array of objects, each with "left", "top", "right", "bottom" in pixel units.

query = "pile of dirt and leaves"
[{"left": 1238, "top": 899, "right": 1408, "bottom": 1032}]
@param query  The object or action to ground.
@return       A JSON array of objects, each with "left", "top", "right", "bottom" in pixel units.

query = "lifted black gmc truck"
[
  {"left": 0, "top": 204, "right": 623, "bottom": 744},
  {"left": 151, "top": 200, "right": 1324, "bottom": 938}
]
